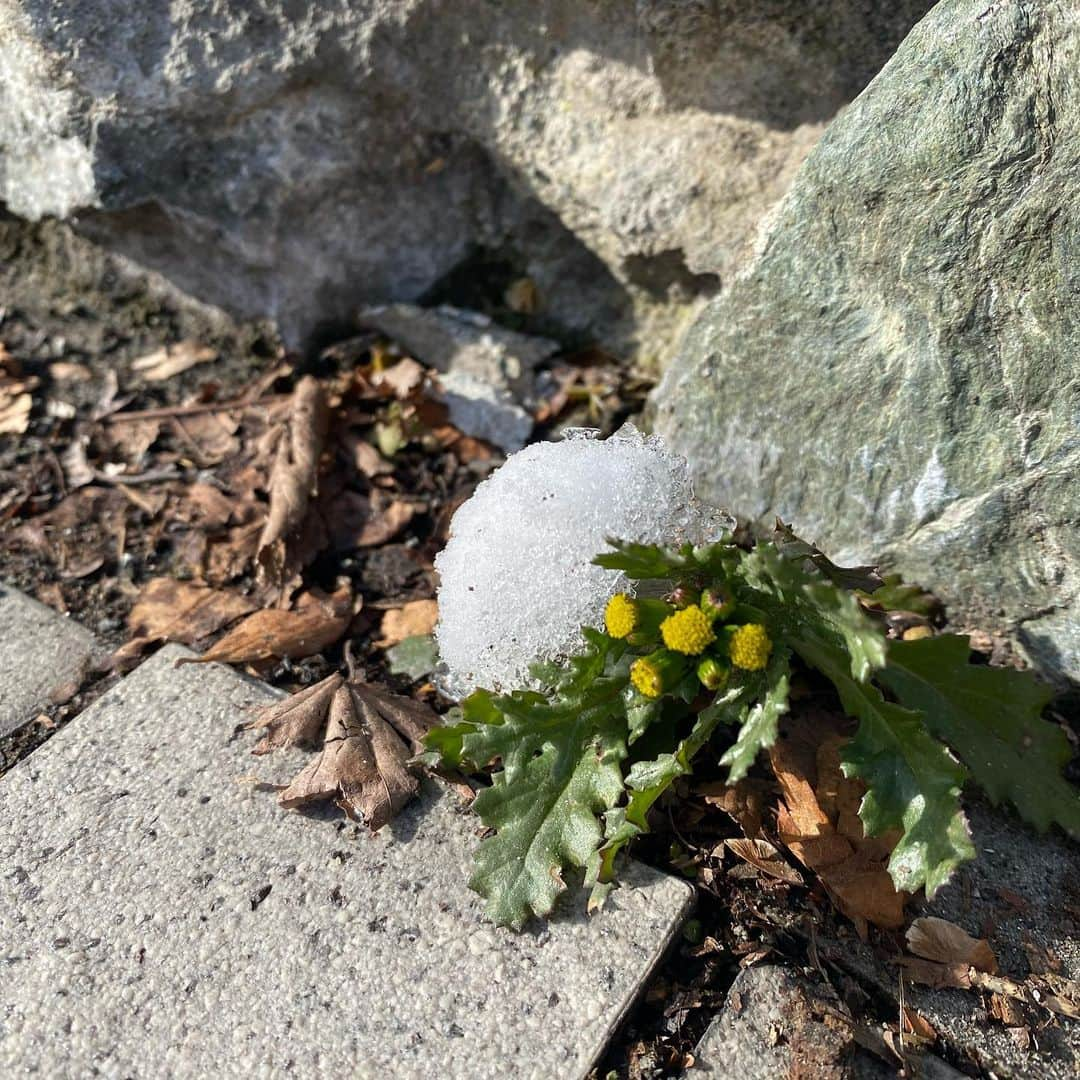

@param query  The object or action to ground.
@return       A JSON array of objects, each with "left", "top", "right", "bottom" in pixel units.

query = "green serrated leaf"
[
  {"left": 592, "top": 688, "right": 747, "bottom": 893},
  {"left": 880, "top": 636, "right": 1079, "bottom": 838},
  {"left": 470, "top": 710, "right": 626, "bottom": 927},
  {"left": 593, "top": 539, "right": 696, "bottom": 579},
  {"left": 593, "top": 537, "right": 738, "bottom": 583},
  {"left": 736, "top": 543, "right": 886, "bottom": 682},
  {"left": 624, "top": 687, "right": 662, "bottom": 744},
  {"left": 426, "top": 628, "right": 633, "bottom": 926},
  {"left": 865, "top": 576, "right": 940, "bottom": 617},
  {"left": 385, "top": 634, "right": 439, "bottom": 680},
  {"left": 719, "top": 652, "right": 790, "bottom": 783},
  {"left": 772, "top": 520, "right": 885, "bottom": 593},
  {"left": 827, "top": 663, "right": 973, "bottom": 896}
]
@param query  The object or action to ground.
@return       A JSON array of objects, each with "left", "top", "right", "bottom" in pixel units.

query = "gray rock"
[
  {"left": 0, "top": 1, "right": 934, "bottom": 356},
  {"left": 690, "top": 965, "right": 897, "bottom": 1079},
  {"left": 654, "top": 0, "right": 1080, "bottom": 681},
  {"left": 0, "top": 644, "right": 693, "bottom": 1078},
  {"left": 360, "top": 303, "right": 559, "bottom": 451},
  {"left": 0, "top": 583, "right": 97, "bottom": 737}
]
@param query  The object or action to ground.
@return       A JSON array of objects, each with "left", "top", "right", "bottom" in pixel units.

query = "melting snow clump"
[{"left": 435, "top": 426, "right": 730, "bottom": 699}]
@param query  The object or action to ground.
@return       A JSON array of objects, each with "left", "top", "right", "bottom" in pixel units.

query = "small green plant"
[{"left": 426, "top": 530, "right": 1080, "bottom": 928}]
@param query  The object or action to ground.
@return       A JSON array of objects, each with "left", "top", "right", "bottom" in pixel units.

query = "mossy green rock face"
[{"left": 655, "top": 0, "right": 1080, "bottom": 683}]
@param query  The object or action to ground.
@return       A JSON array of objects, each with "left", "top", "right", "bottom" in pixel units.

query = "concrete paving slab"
[
  {"left": 0, "top": 583, "right": 98, "bottom": 737},
  {"left": 690, "top": 966, "right": 895, "bottom": 1079},
  {"left": 0, "top": 645, "right": 692, "bottom": 1079}
]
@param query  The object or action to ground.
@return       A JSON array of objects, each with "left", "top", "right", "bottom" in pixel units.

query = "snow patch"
[{"left": 435, "top": 427, "right": 729, "bottom": 699}]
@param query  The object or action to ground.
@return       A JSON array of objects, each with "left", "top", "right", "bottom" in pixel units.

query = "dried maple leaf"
[
  {"left": 131, "top": 340, "right": 217, "bottom": 381},
  {"left": 181, "top": 582, "right": 353, "bottom": 665},
  {"left": 349, "top": 681, "right": 438, "bottom": 753},
  {"left": 770, "top": 728, "right": 907, "bottom": 930},
  {"left": 376, "top": 598, "right": 439, "bottom": 648},
  {"left": 245, "top": 672, "right": 343, "bottom": 755},
  {"left": 257, "top": 375, "right": 329, "bottom": 584},
  {"left": 278, "top": 678, "right": 418, "bottom": 831},
  {"left": 906, "top": 917, "right": 998, "bottom": 973}
]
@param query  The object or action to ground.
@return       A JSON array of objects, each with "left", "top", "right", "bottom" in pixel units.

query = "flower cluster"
[{"left": 606, "top": 589, "right": 772, "bottom": 701}]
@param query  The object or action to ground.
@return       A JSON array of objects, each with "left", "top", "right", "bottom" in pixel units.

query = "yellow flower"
[
  {"left": 660, "top": 605, "right": 716, "bottom": 656},
  {"left": 604, "top": 593, "right": 638, "bottom": 639},
  {"left": 728, "top": 624, "right": 772, "bottom": 671},
  {"left": 629, "top": 650, "right": 687, "bottom": 699},
  {"left": 630, "top": 656, "right": 664, "bottom": 698}
]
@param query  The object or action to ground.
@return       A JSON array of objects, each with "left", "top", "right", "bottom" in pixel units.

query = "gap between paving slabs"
[{"left": 0, "top": 642, "right": 694, "bottom": 1079}]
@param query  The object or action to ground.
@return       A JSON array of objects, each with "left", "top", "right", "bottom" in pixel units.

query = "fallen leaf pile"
[
  {"left": 769, "top": 721, "right": 907, "bottom": 932},
  {"left": 701, "top": 712, "right": 908, "bottom": 934},
  {"left": 1, "top": 337, "right": 497, "bottom": 673}
]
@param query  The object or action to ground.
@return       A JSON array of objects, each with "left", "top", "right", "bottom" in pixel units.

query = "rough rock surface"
[
  {"left": 0, "top": 642, "right": 693, "bottom": 1078},
  {"left": 655, "top": 0, "right": 1080, "bottom": 681},
  {"left": 691, "top": 965, "right": 897, "bottom": 1079},
  {"left": 0, "top": 1, "right": 933, "bottom": 356}
]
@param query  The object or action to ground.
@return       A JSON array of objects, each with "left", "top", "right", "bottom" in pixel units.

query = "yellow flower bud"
[
  {"left": 630, "top": 650, "right": 686, "bottom": 699},
  {"left": 728, "top": 623, "right": 772, "bottom": 671},
  {"left": 660, "top": 605, "right": 716, "bottom": 656},
  {"left": 696, "top": 656, "right": 729, "bottom": 691}
]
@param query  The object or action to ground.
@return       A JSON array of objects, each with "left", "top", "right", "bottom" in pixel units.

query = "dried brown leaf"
[
  {"left": 372, "top": 357, "right": 425, "bottom": 399},
  {"left": 376, "top": 599, "right": 439, "bottom": 648},
  {"left": 257, "top": 375, "right": 329, "bottom": 583},
  {"left": 989, "top": 993, "right": 1027, "bottom": 1027},
  {"left": 344, "top": 434, "right": 393, "bottom": 477},
  {"left": 131, "top": 340, "right": 217, "bottom": 381},
  {"left": 245, "top": 672, "right": 343, "bottom": 755},
  {"left": 350, "top": 681, "right": 439, "bottom": 753},
  {"left": 278, "top": 680, "right": 418, "bottom": 830},
  {"left": 906, "top": 917, "right": 998, "bottom": 974},
  {"left": 725, "top": 839, "right": 803, "bottom": 885},
  {"left": 770, "top": 732, "right": 908, "bottom": 930},
  {"left": 184, "top": 583, "right": 352, "bottom": 665},
  {"left": 180, "top": 482, "right": 237, "bottom": 529},
  {"left": 0, "top": 391, "right": 32, "bottom": 434},
  {"left": 128, "top": 577, "right": 257, "bottom": 644},
  {"left": 696, "top": 777, "right": 770, "bottom": 838},
  {"left": 900, "top": 1007, "right": 938, "bottom": 1042},
  {"left": 328, "top": 489, "right": 415, "bottom": 551},
  {"left": 171, "top": 412, "right": 239, "bottom": 463},
  {"left": 205, "top": 520, "right": 264, "bottom": 584}
]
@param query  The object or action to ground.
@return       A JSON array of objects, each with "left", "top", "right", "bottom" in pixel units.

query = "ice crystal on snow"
[{"left": 435, "top": 426, "right": 730, "bottom": 699}]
